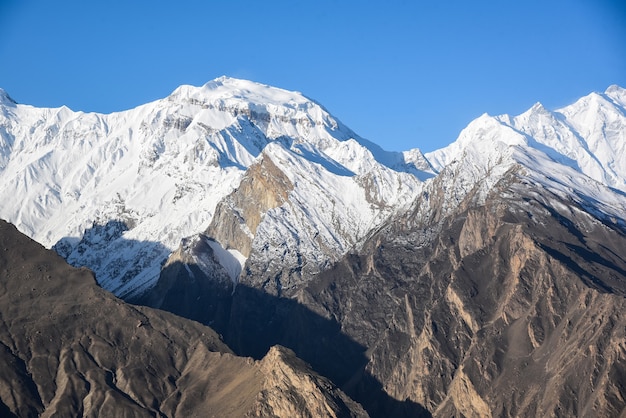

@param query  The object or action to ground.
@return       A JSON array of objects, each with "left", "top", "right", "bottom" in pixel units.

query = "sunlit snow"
[{"left": 1, "top": 79, "right": 625, "bottom": 297}]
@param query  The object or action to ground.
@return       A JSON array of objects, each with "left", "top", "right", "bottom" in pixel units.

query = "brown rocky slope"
[
  {"left": 0, "top": 219, "right": 367, "bottom": 417},
  {"left": 219, "top": 168, "right": 626, "bottom": 417}
]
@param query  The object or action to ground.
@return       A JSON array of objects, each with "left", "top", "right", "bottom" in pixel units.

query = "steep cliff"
[
  {"left": 241, "top": 170, "right": 626, "bottom": 417},
  {"left": 206, "top": 153, "right": 294, "bottom": 260}
]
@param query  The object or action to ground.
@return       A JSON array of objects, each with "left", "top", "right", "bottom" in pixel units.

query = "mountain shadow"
[
  {"left": 53, "top": 219, "right": 174, "bottom": 299},
  {"left": 0, "top": 219, "right": 372, "bottom": 417},
  {"left": 136, "top": 260, "right": 431, "bottom": 418},
  {"left": 50, "top": 220, "right": 425, "bottom": 416},
  {"left": 129, "top": 252, "right": 235, "bottom": 332}
]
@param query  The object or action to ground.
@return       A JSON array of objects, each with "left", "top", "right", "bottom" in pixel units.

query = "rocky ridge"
[
  {"left": 138, "top": 85, "right": 626, "bottom": 417},
  {"left": 0, "top": 219, "right": 368, "bottom": 417},
  {"left": 218, "top": 164, "right": 626, "bottom": 417}
]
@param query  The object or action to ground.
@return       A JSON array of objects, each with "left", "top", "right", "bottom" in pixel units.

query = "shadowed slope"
[{"left": 0, "top": 220, "right": 367, "bottom": 417}]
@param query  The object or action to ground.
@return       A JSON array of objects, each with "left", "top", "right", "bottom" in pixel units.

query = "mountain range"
[{"left": 0, "top": 78, "right": 625, "bottom": 417}]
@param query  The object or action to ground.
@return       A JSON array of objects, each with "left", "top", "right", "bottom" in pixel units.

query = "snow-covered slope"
[
  {"left": 1, "top": 79, "right": 624, "bottom": 298},
  {"left": 422, "top": 85, "right": 626, "bottom": 225},
  {"left": 426, "top": 86, "right": 626, "bottom": 188},
  {"left": 239, "top": 141, "right": 420, "bottom": 294},
  {"left": 0, "top": 76, "right": 427, "bottom": 297}
]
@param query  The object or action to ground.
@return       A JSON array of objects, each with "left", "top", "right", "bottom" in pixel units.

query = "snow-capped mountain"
[
  {"left": 2, "top": 78, "right": 626, "bottom": 418},
  {"left": 427, "top": 85, "right": 626, "bottom": 190},
  {"left": 418, "top": 85, "right": 626, "bottom": 226},
  {"left": 1, "top": 79, "right": 625, "bottom": 299},
  {"left": 211, "top": 84, "right": 626, "bottom": 418},
  {"left": 0, "top": 76, "right": 427, "bottom": 297}
]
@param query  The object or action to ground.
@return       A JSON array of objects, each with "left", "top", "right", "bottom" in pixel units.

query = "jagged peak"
[
  {"left": 529, "top": 101, "right": 548, "bottom": 113},
  {"left": 0, "top": 88, "right": 17, "bottom": 106},
  {"left": 514, "top": 101, "right": 557, "bottom": 125},
  {"left": 427, "top": 84, "right": 625, "bottom": 173}
]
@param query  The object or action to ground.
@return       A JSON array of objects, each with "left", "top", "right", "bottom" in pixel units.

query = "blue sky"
[{"left": 0, "top": 0, "right": 624, "bottom": 152}]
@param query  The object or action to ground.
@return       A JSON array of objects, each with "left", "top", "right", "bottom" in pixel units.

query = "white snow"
[
  {"left": 0, "top": 76, "right": 426, "bottom": 297},
  {"left": 205, "top": 238, "right": 246, "bottom": 284},
  {"left": 0, "top": 78, "right": 624, "bottom": 297},
  {"left": 429, "top": 88, "right": 625, "bottom": 184},
  {"left": 244, "top": 142, "right": 421, "bottom": 288}
]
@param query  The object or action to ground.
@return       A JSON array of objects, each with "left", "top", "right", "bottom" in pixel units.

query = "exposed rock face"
[
  {"left": 147, "top": 140, "right": 421, "bottom": 315},
  {"left": 0, "top": 220, "right": 367, "bottom": 417},
  {"left": 206, "top": 152, "right": 294, "bottom": 258},
  {"left": 168, "top": 168, "right": 620, "bottom": 418},
  {"left": 249, "top": 346, "right": 368, "bottom": 418},
  {"left": 290, "top": 173, "right": 626, "bottom": 417},
  {"left": 136, "top": 167, "right": 626, "bottom": 417}
]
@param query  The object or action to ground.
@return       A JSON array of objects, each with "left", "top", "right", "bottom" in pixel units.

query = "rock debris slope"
[
  {"left": 295, "top": 167, "right": 626, "bottom": 417},
  {"left": 0, "top": 219, "right": 367, "bottom": 417}
]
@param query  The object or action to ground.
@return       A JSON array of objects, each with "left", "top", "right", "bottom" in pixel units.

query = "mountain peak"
[
  {"left": 202, "top": 76, "right": 301, "bottom": 94},
  {"left": 529, "top": 101, "right": 547, "bottom": 112},
  {"left": 605, "top": 84, "right": 626, "bottom": 107},
  {"left": 605, "top": 84, "right": 625, "bottom": 95},
  {"left": 200, "top": 76, "right": 270, "bottom": 92},
  {"left": 168, "top": 76, "right": 312, "bottom": 111},
  {"left": 0, "top": 88, "right": 17, "bottom": 105},
  {"left": 515, "top": 101, "right": 556, "bottom": 125}
]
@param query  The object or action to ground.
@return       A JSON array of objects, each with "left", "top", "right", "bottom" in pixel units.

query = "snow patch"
[{"left": 205, "top": 238, "right": 246, "bottom": 284}]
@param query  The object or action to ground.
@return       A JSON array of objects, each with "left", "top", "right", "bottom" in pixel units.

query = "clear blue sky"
[{"left": 1, "top": 0, "right": 624, "bottom": 152}]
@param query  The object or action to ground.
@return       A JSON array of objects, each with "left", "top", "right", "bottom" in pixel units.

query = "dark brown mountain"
[
  {"left": 139, "top": 165, "right": 626, "bottom": 417},
  {"left": 234, "top": 168, "right": 626, "bottom": 417},
  {"left": 0, "top": 220, "right": 367, "bottom": 417}
]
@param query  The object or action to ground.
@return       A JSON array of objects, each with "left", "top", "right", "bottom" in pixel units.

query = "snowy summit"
[{"left": 0, "top": 78, "right": 624, "bottom": 298}]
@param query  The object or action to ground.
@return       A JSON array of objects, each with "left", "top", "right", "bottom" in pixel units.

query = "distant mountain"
[
  {"left": 0, "top": 77, "right": 429, "bottom": 298},
  {"left": 213, "top": 84, "right": 626, "bottom": 417},
  {"left": 1, "top": 79, "right": 626, "bottom": 417}
]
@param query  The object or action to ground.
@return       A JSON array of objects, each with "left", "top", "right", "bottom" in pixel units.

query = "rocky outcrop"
[
  {"left": 249, "top": 346, "right": 368, "bottom": 418},
  {"left": 133, "top": 153, "right": 298, "bottom": 326},
  {"left": 298, "top": 174, "right": 626, "bottom": 417},
  {"left": 0, "top": 220, "right": 367, "bottom": 417},
  {"left": 206, "top": 152, "right": 293, "bottom": 259}
]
